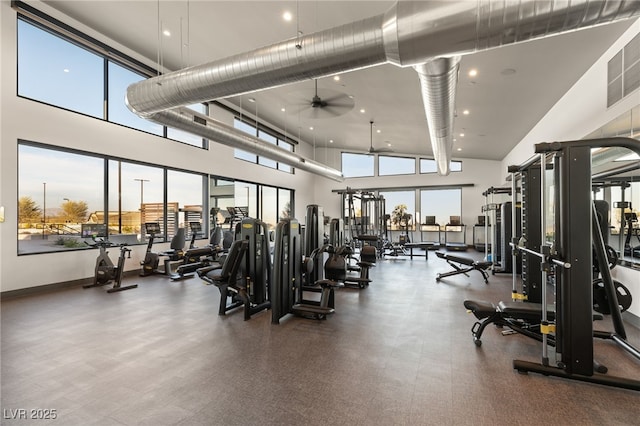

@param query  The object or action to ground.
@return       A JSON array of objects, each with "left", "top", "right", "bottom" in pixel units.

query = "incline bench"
[
  {"left": 463, "top": 300, "right": 554, "bottom": 346},
  {"left": 435, "top": 251, "right": 492, "bottom": 284},
  {"left": 463, "top": 299, "right": 603, "bottom": 348}
]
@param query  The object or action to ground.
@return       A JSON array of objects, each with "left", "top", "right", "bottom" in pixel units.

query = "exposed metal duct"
[
  {"left": 414, "top": 57, "right": 461, "bottom": 176},
  {"left": 127, "top": 1, "right": 640, "bottom": 178},
  {"left": 155, "top": 107, "right": 344, "bottom": 182}
]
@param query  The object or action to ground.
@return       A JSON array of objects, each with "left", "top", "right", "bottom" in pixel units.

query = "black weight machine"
[
  {"left": 197, "top": 218, "right": 271, "bottom": 320},
  {"left": 466, "top": 137, "right": 640, "bottom": 392},
  {"left": 82, "top": 224, "right": 137, "bottom": 293},
  {"left": 623, "top": 212, "right": 640, "bottom": 258},
  {"left": 271, "top": 218, "right": 339, "bottom": 323},
  {"left": 169, "top": 222, "right": 220, "bottom": 281}
]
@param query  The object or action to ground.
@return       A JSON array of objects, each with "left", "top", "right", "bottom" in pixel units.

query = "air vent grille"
[{"left": 608, "top": 33, "right": 640, "bottom": 107}]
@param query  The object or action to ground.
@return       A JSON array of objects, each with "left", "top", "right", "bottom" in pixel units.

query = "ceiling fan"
[
  {"left": 286, "top": 79, "right": 355, "bottom": 119},
  {"left": 366, "top": 120, "right": 393, "bottom": 154}
]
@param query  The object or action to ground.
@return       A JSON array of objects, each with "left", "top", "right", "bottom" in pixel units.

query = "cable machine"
[
  {"left": 337, "top": 187, "right": 386, "bottom": 250},
  {"left": 508, "top": 137, "right": 640, "bottom": 391}
]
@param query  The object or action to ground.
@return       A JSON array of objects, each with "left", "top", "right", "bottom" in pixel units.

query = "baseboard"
[
  {"left": 1, "top": 270, "right": 140, "bottom": 300},
  {"left": 623, "top": 311, "right": 640, "bottom": 330}
]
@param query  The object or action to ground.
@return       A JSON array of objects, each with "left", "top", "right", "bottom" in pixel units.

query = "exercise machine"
[
  {"left": 170, "top": 223, "right": 220, "bottom": 281},
  {"left": 228, "top": 217, "right": 272, "bottom": 319},
  {"left": 473, "top": 216, "right": 487, "bottom": 252},
  {"left": 139, "top": 222, "right": 163, "bottom": 276},
  {"left": 468, "top": 137, "right": 640, "bottom": 391},
  {"left": 435, "top": 252, "right": 492, "bottom": 284},
  {"left": 444, "top": 216, "right": 467, "bottom": 251},
  {"left": 271, "top": 218, "right": 338, "bottom": 323},
  {"left": 84, "top": 237, "right": 137, "bottom": 293},
  {"left": 623, "top": 212, "right": 640, "bottom": 258},
  {"left": 197, "top": 239, "right": 255, "bottom": 319},
  {"left": 419, "top": 215, "right": 441, "bottom": 248},
  {"left": 304, "top": 204, "right": 325, "bottom": 286}
]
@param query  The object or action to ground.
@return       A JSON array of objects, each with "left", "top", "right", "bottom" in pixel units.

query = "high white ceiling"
[{"left": 42, "top": 0, "right": 637, "bottom": 161}]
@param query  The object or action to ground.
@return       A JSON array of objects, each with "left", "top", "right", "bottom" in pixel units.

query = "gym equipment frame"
[{"left": 508, "top": 137, "right": 640, "bottom": 392}]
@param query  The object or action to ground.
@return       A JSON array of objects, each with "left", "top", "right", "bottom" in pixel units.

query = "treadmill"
[{"left": 444, "top": 215, "right": 467, "bottom": 251}]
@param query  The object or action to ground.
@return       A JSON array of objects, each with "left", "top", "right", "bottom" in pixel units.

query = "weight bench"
[
  {"left": 463, "top": 300, "right": 556, "bottom": 346},
  {"left": 435, "top": 251, "right": 492, "bottom": 284},
  {"left": 403, "top": 242, "right": 433, "bottom": 260}
]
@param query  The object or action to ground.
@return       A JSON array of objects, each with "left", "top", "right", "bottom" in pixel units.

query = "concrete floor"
[{"left": 2, "top": 250, "right": 639, "bottom": 425}]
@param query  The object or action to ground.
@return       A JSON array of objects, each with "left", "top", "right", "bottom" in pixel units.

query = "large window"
[
  {"left": 209, "top": 177, "right": 293, "bottom": 233},
  {"left": 18, "top": 19, "right": 104, "bottom": 118},
  {"left": 420, "top": 189, "right": 462, "bottom": 227},
  {"left": 108, "top": 160, "right": 164, "bottom": 238},
  {"left": 18, "top": 144, "right": 104, "bottom": 254},
  {"left": 420, "top": 158, "right": 463, "bottom": 173},
  {"left": 18, "top": 142, "right": 212, "bottom": 255},
  {"left": 167, "top": 170, "right": 205, "bottom": 239},
  {"left": 379, "top": 190, "right": 415, "bottom": 232},
  {"left": 341, "top": 153, "right": 374, "bottom": 178},
  {"left": 379, "top": 155, "right": 416, "bottom": 176},
  {"left": 107, "top": 62, "right": 163, "bottom": 135},
  {"left": 233, "top": 118, "right": 294, "bottom": 172},
  {"left": 17, "top": 17, "right": 206, "bottom": 148},
  {"left": 166, "top": 104, "right": 207, "bottom": 147},
  {"left": 258, "top": 130, "right": 278, "bottom": 169}
]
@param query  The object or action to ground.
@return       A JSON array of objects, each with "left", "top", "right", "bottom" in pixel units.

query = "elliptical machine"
[
  {"left": 140, "top": 222, "right": 162, "bottom": 276},
  {"left": 85, "top": 237, "right": 137, "bottom": 293}
]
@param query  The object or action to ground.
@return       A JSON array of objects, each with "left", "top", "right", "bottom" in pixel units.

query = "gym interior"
[{"left": 1, "top": 1, "right": 640, "bottom": 424}]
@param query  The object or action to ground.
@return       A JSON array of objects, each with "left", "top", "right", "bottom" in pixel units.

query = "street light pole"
[
  {"left": 63, "top": 198, "right": 70, "bottom": 223},
  {"left": 42, "top": 182, "right": 47, "bottom": 239}
]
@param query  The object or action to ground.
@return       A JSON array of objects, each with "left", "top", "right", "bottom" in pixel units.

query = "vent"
[{"left": 608, "top": 32, "right": 640, "bottom": 107}]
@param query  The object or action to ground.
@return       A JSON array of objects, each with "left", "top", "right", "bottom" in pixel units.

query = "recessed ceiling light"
[
  {"left": 459, "top": 133, "right": 465, "bottom": 137},
  {"left": 283, "top": 11, "right": 293, "bottom": 21},
  {"left": 457, "top": 148, "right": 462, "bottom": 151},
  {"left": 281, "top": 107, "right": 286, "bottom": 112},
  {"left": 386, "top": 142, "right": 392, "bottom": 147},
  {"left": 247, "top": 98, "right": 256, "bottom": 103},
  {"left": 468, "top": 69, "right": 477, "bottom": 77},
  {"left": 462, "top": 109, "right": 469, "bottom": 115},
  {"left": 163, "top": 29, "right": 171, "bottom": 37},
  {"left": 333, "top": 75, "right": 340, "bottom": 81},
  {"left": 348, "top": 95, "right": 354, "bottom": 99},
  {"left": 376, "top": 129, "right": 381, "bottom": 133},
  {"left": 63, "top": 68, "right": 70, "bottom": 73},
  {"left": 309, "top": 126, "right": 314, "bottom": 130},
  {"left": 453, "top": 138, "right": 457, "bottom": 142},
  {"left": 360, "top": 109, "right": 365, "bottom": 113},
  {"left": 329, "top": 139, "right": 334, "bottom": 143}
]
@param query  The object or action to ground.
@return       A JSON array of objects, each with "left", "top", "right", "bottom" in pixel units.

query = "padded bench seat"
[{"left": 435, "top": 251, "right": 492, "bottom": 284}]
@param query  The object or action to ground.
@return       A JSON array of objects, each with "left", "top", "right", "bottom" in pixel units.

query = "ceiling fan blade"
[
  {"left": 285, "top": 87, "right": 354, "bottom": 119},
  {"left": 318, "top": 93, "right": 355, "bottom": 109}
]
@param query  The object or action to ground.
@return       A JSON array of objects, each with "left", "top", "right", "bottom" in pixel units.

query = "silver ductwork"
[
  {"left": 127, "top": 1, "right": 640, "bottom": 178},
  {"left": 414, "top": 57, "right": 461, "bottom": 176},
  {"left": 155, "top": 107, "right": 344, "bottom": 182}
]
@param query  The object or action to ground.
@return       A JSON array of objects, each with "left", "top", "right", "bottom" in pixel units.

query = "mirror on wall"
[{"left": 587, "top": 105, "right": 640, "bottom": 268}]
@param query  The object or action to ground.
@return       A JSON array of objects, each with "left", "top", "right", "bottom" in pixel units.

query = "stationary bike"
[{"left": 84, "top": 238, "right": 137, "bottom": 293}]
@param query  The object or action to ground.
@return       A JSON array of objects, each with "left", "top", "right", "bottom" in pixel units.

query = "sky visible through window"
[{"left": 18, "top": 20, "right": 103, "bottom": 118}]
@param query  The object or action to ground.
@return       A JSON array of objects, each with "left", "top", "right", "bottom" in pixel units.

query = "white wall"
[
  {"left": 501, "top": 20, "right": 640, "bottom": 318},
  {"left": 0, "top": 1, "right": 320, "bottom": 292},
  {"left": 314, "top": 147, "right": 503, "bottom": 244},
  {"left": 501, "top": 19, "right": 640, "bottom": 177}
]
